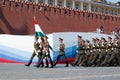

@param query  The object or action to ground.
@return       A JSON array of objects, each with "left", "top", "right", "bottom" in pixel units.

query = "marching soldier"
[
  {"left": 101, "top": 36, "right": 113, "bottom": 66},
  {"left": 78, "top": 40, "right": 87, "bottom": 66},
  {"left": 71, "top": 35, "right": 83, "bottom": 67},
  {"left": 85, "top": 40, "right": 91, "bottom": 64},
  {"left": 53, "top": 38, "right": 69, "bottom": 67},
  {"left": 34, "top": 35, "right": 54, "bottom": 68},
  {"left": 108, "top": 36, "right": 120, "bottom": 66},
  {"left": 25, "top": 36, "right": 44, "bottom": 67},
  {"left": 96, "top": 37, "right": 107, "bottom": 66},
  {"left": 88, "top": 38, "right": 97, "bottom": 66}
]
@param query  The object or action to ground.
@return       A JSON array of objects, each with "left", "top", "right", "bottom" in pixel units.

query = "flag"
[{"left": 34, "top": 20, "right": 45, "bottom": 37}]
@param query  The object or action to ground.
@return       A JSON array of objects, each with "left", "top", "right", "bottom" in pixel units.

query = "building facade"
[{"left": 22, "top": 0, "right": 120, "bottom": 16}]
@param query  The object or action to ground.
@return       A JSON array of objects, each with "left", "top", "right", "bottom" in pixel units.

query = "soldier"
[
  {"left": 85, "top": 40, "right": 91, "bottom": 64},
  {"left": 78, "top": 40, "right": 87, "bottom": 66},
  {"left": 38, "top": 37, "right": 49, "bottom": 67},
  {"left": 71, "top": 35, "right": 83, "bottom": 67},
  {"left": 96, "top": 37, "right": 107, "bottom": 66},
  {"left": 34, "top": 35, "right": 54, "bottom": 68},
  {"left": 101, "top": 36, "right": 113, "bottom": 66},
  {"left": 25, "top": 36, "right": 44, "bottom": 67},
  {"left": 108, "top": 36, "right": 120, "bottom": 66},
  {"left": 88, "top": 38, "right": 97, "bottom": 66},
  {"left": 53, "top": 38, "right": 69, "bottom": 67}
]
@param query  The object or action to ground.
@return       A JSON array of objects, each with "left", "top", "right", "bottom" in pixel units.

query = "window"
[
  {"left": 75, "top": 3, "right": 80, "bottom": 10},
  {"left": 95, "top": 7, "right": 98, "bottom": 12},
  {"left": 115, "top": 10, "right": 118, "bottom": 15},
  {"left": 48, "top": 0, "right": 53, "bottom": 5},
  {"left": 67, "top": 2, "right": 71, "bottom": 8},
  {"left": 57, "top": 0, "right": 62, "bottom": 7},
  {"left": 101, "top": 8, "right": 104, "bottom": 14},
  {"left": 29, "top": 0, "right": 33, "bottom": 2},
  {"left": 105, "top": 8, "right": 108, "bottom": 14},
  {"left": 111, "top": 10, "right": 114, "bottom": 15},
  {"left": 91, "top": 6, "right": 94, "bottom": 12},
  {"left": 39, "top": 0, "right": 44, "bottom": 4},
  {"left": 83, "top": 5, "right": 87, "bottom": 11}
]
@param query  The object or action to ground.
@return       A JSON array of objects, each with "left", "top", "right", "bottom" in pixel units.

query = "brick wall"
[{"left": 0, "top": 0, "right": 120, "bottom": 35}]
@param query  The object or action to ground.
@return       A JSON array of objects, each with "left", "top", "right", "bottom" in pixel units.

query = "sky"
[{"left": 107, "top": 0, "right": 120, "bottom": 3}]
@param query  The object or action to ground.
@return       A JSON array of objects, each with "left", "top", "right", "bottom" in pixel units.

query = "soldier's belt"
[{"left": 93, "top": 49, "right": 96, "bottom": 51}]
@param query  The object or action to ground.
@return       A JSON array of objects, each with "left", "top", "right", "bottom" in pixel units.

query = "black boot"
[
  {"left": 25, "top": 60, "right": 32, "bottom": 67},
  {"left": 65, "top": 61, "right": 69, "bottom": 67},
  {"left": 71, "top": 60, "right": 77, "bottom": 67},
  {"left": 53, "top": 61, "right": 57, "bottom": 66}
]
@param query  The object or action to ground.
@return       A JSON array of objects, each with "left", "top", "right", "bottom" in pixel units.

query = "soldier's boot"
[
  {"left": 34, "top": 60, "right": 42, "bottom": 67},
  {"left": 53, "top": 60, "right": 58, "bottom": 66},
  {"left": 25, "top": 60, "right": 32, "bottom": 67},
  {"left": 41, "top": 61, "right": 44, "bottom": 67},
  {"left": 65, "top": 61, "right": 69, "bottom": 67},
  {"left": 45, "top": 59, "right": 49, "bottom": 68},
  {"left": 71, "top": 60, "right": 78, "bottom": 67}
]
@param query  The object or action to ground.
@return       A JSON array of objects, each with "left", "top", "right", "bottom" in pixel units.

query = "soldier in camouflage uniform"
[
  {"left": 101, "top": 36, "right": 113, "bottom": 66},
  {"left": 107, "top": 36, "right": 120, "bottom": 66},
  {"left": 25, "top": 36, "right": 44, "bottom": 67},
  {"left": 53, "top": 38, "right": 69, "bottom": 67},
  {"left": 78, "top": 40, "right": 87, "bottom": 66},
  {"left": 71, "top": 35, "right": 83, "bottom": 67},
  {"left": 96, "top": 37, "right": 107, "bottom": 66},
  {"left": 88, "top": 38, "right": 97, "bottom": 66},
  {"left": 85, "top": 40, "right": 91, "bottom": 64},
  {"left": 34, "top": 36, "right": 54, "bottom": 68}
]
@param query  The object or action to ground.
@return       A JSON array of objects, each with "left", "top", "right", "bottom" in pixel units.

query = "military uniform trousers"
[
  {"left": 101, "top": 49, "right": 113, "bottom": 66},
  {"left": 54, "top": 51, "right": 68, "bottom": 66},
  {"left": 26, "top": 51, "right": 44, "bottom": 66},
  {"left": 96, "top": 49, "right": 106, "bottom": 65},
  {"left": 72, "top": 50, "right": 85, "bottom": 66},
  {"left": 35, "top": 53, "right": 53, "bottom": 68}
]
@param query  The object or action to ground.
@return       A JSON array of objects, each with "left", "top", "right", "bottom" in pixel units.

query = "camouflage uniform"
[{"left": 53, "top": 38, "right": 69, "bottom": 67}]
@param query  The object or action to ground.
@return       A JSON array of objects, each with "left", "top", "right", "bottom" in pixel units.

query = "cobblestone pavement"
[{"left": 0, "top": 63, "right": 120, "bottom": 80}]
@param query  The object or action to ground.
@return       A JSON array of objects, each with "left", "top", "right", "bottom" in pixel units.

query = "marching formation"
[
  {"left": 71, "top": 35, "right": 120, "bottom": 67},
  {"left": 25, "top": 34, "right": 120, "bottom": 68}
]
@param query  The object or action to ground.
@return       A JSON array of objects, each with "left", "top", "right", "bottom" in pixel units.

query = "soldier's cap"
[
  {"left": 82, "top": 39, "right": 85, "bottom": 42},
  {"left": 59, "top": 38, "right": 63, "bottom": 41},
  {"left": 101, "top": 37, "right": 105, "bottom": 40},
  {"left": 108, "top": 36, "right": 112, "bottom": 39},
  {"left": 86, "top": 40, "right": 90, "bottom": 43},
  {"left": 77, "top": 35, "right": 82, "bottom": 38},
  {"left": 44, "top": 35, "right": 48, "bottom": 39},
  {"left": 92, "top": 38, "right": 96, "bottom": 41},
  {"left": 96, "top": 38, "right": 99, "bottom": 40},
  {"left": 115, "top": 35, "right": 119, "bottom": 39}
]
